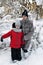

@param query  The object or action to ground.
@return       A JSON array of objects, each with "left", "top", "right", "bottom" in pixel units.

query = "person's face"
[{"left": 22, "top": 15, "right": 28, "bottom": 20}]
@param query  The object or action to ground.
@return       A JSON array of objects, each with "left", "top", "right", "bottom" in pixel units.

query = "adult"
[{"left": 20, "top": 9, "right": 34, "bottom": 53}]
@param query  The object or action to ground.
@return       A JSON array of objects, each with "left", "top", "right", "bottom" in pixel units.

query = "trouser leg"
[
  {"left": 11, "top": 48, "right": 22, "bottom": 61},
  {"left": 11, "top": 48, "right": 17, "bottom": 61},
  {"left": 24, "top": 40, "right": 31, "bottom": 50},
  {"left": 22, "top": 40, "right": 31, "bottom": 52},
  {"left": 16, "top": 48, "right": 22, "bottom": 61}
]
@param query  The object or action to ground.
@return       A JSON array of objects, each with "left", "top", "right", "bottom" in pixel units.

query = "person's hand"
[
  {"left": 1, "top": 37, "right": 3, "bottom": 42},
  {"left": 23, "top": 49, "right": 28, "bottom": 53},
  {"left": 22, "top": 44, "right": 28, "bottom": 53}
]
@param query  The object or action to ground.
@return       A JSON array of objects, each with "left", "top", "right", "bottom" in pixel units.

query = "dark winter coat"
[
  {"left": 2, "top": 29, "right": 24, "bottom": 48},
  {"left": 20, "top": 18, "right": 34, "bottom": 40},
  {"left": 20, "top": 18, "right": 34, "bottom": 49}
]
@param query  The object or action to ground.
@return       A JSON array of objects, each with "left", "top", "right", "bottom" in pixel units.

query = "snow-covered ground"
[
  {"left": 0, "top": 18, "right": 43, "bottom": 65},
  {"left": 0, "top": 45, "right": 43, "bottom": 65},
  {"left": 0, "top": 0, "right": 43, "bottom": 65}
]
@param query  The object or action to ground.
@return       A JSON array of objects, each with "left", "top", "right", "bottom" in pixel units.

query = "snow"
[
  {"left": 29, "top": 47, "right": 43, "bottom": 65},
  {"left": 29, "top": 0, "right": 43, "bottom": 5},
  {"left": 0, "top": 47, "right": 43, "bottom": 65},
  {"left": 36, "top": 0, "right": 43, "bottom": 5},
  {"left": 0, "top": 6, "right": 4, "bottom": 14},
  {"left": 0, "top": 0, "right": 43, "bottom": 65},
  {"left": 0, "top": 18, "right": 43, "bottom": 65}
]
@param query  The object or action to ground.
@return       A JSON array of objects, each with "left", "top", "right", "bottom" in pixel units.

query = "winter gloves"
[
  {"left": 22, "top": 44, "right": 28, "bottom": 53},
  {"left": 1, "top": 37, "right": 3, "bottom": 42}
]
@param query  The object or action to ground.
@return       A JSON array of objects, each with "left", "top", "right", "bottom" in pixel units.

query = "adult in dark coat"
[{"left": 20, "top": 10, "right": 34, "bottom": 53}]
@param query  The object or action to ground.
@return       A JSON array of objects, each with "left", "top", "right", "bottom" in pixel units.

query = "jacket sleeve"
[
  {"left": 2, "top": 30, "right": 12, "bottom": 39},
  {"left": 29, "top": 22, "right": 34, "bottom": 33},
  {"left": 21, "top": 32, "right": 25, "bottom": 45}
]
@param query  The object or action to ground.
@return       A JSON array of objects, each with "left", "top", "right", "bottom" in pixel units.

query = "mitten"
[
  {"left": 1, "top": 37, "right": 3, "bottom": 42},
  {"left": 22, "top": 44, "right": 28, "bottom": 53}
]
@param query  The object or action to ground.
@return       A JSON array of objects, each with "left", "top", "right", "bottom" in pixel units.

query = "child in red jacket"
[{"left": 1, "top": 21, "right": 24, "bottom": 63}]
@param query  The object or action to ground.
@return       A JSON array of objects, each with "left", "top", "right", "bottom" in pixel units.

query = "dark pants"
[
  {"left": 22, "top": 44, "right": 28, "bottom": 53},
  {"left": 11, "top": 48, "right": 22, "bottom": 61}
]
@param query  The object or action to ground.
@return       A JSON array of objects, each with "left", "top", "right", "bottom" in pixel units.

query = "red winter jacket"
[{"left": 2, "top": 30, "right": 24, "bottom": 48}]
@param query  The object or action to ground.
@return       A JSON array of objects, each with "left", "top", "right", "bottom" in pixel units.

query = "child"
[{"left": 1, "top": 21, "right": 24, "bottom": 63}]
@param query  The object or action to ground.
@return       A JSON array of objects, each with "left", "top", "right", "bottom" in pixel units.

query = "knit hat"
[
  {"left": 15, "top": 19, "right": 21, "bottom": 27},
  {"left": 22, "top": 10, "right": 28, "bottom": 17}
]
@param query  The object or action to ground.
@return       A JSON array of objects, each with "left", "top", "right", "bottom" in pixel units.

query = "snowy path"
[
  {"left": 0, "top": 17, "right": 43, "bottom": 65},
  {"left": 0, "top": 47, "right": 43, "bottom": 65},
  {"left": 0, "top": 48, "right": 18, "bottom": 65}
]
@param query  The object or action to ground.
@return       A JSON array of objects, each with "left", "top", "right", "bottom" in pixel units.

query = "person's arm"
[
  {"left": 2, "top": 30, "right": 12, "bottom": 39},
  {"left": 29, "top": 22, "right": 34, "bottom": 32},
  {"left": 21, "top": 32, "right": 28, "bottom": 52}
]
